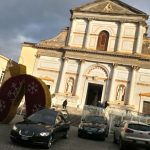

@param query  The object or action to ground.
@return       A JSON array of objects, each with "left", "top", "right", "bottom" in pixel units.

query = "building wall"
[
  {"left": 19, "top": 45, "right": 38, "bottom": 75},
  {"left": 0, "top": 55, "right": 9, "bottom": 86},
  {"left": 68, "top": 19, "right": 145, "bottom": 54},
  {"left": 18, "top": 1, "right": 150, "bottom": 114}
]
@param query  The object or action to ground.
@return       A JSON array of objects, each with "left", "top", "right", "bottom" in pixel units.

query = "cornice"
[
  {"left": 27, "top": 43, "right": 150, "bottom": 68},
  {"left": 71, "top": 15, "right": 146, "bottom": 24}
]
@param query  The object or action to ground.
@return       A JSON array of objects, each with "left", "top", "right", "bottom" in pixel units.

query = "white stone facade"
[{"left": 20, "top": 0, "right": 150, "bottom": 115}]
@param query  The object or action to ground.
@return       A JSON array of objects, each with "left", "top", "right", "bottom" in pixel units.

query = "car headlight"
[
  {"left": 12, "top": 125, "right": 18, "bottom": 131},
  {"left": 98, "top": 128, "right": 105, "bottom": 133},
  {"left": 40, "top": 132, "right": 50, "bottom": 136}
]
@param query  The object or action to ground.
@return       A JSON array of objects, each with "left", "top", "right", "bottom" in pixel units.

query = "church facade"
[{"left": 19, "top": 0, "right": 150, "bottom": 115}]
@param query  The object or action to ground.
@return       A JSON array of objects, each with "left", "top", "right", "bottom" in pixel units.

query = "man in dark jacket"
[{"left": 62, "top": 99, "right": 68, "bottom": 109}]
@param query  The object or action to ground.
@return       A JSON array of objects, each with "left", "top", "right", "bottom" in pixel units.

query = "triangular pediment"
[{"left": 72, "top": 0, "right": 147, "bottom": 16}]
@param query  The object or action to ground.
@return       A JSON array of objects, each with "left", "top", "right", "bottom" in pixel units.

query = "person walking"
[{"left": 62, "top": 99, "right": 68, "bottom": 109}]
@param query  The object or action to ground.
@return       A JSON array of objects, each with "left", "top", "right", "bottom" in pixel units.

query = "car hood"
[{"left": 15, "top": 121, "right": 53, "bottom": 133}]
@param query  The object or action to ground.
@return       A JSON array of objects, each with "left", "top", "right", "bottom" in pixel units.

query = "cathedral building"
[{"left": 19, "top": 0, "right": 150, "bottom": 115}]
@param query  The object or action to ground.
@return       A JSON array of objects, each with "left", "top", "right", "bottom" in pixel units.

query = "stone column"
[
  {"left": 108, "top": 64, "right": 117, "bottom": 102},
  {"left": 67, "top": 18, "right": 76, "bottom": 47},
  {"left": 58, "top": 58, "right": 68, "bottom": 93},
  {"left": 116, "top": 22, "right": 124, "bottom": 52},
  {"left": 75, "top": 60, "right": 85, "bottom": 96},
  {"left": 128, "top": 66, "right": 139, "bottom": 105},
  {"left": 135, "top": 22, "right": 143, "bottom": 54},
  {"left": 83, "top": 18, "right": 92, "bottom": 48}
]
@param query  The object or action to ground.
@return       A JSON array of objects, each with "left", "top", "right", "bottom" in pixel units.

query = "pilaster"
[
  {"left": 108, "top": 64, "right": 118, "bottom": 102},
  {"left": 128, "top": 66, "right": 140, "bottom": 105},
  {"left": 135, "top": 22, "right": 144, "bottom": 54},
  {"left": 116, "top": 21, "right": 124, "bottom": 52},
  {"left": 75, "top": 59, "right": 85, "bottom": 96},
  {"left": 58, "top": 57, "right": 68, "bottom": 93},
  {"left": 83, "top": 18, "right": 92, "bottom": 49}
]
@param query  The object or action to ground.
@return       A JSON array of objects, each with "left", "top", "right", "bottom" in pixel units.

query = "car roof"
[{"left": 124, "top": 120, "right": 149, "bottom": 126}]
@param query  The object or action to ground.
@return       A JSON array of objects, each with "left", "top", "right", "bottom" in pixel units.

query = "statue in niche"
[
  {"left": 116, "top": 85, "right": 125, "bottom": 101},
  {"left": 66, "top": 77, "right": 74, "bottom": 93}
]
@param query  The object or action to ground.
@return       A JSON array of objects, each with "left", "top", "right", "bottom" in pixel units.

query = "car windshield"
[
  {"left": 83, "top": 115, "right": 105, "bottom": 124},
  {"left": 128, "top": 123, "right": 150, "bottom": 131},
  {"left": 27, "top": 109, "right": 57, "bottom": 125}
]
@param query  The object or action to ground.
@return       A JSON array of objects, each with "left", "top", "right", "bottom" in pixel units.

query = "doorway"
[
  {"left": 85, "top": 83, "right": 103, "bottom": 106},
  {"left": 143, "top": 101, "right": 150, "bottom": 115}
]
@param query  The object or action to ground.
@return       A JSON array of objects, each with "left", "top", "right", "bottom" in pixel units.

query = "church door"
[
  {"left": 97, "top": 31, "right": 109, "bottom": 51},
  {"left": 85, "top": 83, "right": 103, "bottom": 106}
]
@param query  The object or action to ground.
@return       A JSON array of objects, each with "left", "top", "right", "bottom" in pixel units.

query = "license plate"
[
  {"left": 21, "top": 136, "right": 28, "bottom": 140},
  {"left": 136, "top": 141, "right": 144, "bottom": 144}
]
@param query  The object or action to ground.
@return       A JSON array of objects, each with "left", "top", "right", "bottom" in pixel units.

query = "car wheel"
[
  {"left": 119, "top": 138, "right": 125, "bottom": 150},
  {"left": 63, "top": 130, "right": 69, "bottom": 139},
  {"left": 45, "top": 136, "right": 53, "bottom": 149}
]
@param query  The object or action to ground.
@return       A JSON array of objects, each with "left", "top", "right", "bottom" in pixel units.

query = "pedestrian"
[
  {"left": 62, "top": 99, "right": 68, "bottom": 109},
  {"left": 103, "top": 101, "right": 109, "bottom": 109},
  {"left": 97, "top": 101, "right": 104, "bottom": 113}
]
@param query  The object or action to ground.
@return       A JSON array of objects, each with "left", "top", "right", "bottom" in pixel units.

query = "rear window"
[
  {"left": 84, "top": 115, "right": 106, "bottom": 124},
  {"left": 128, "top": 124, "right": 150, "bottom": 131}
]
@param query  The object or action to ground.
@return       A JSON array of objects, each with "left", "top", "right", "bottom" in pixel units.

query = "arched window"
[{"left": 96, "top": 31, "right": 109, "bottom": 51}]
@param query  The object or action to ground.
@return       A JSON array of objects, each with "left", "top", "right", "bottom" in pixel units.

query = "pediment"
[
  {"left": 37, "top": 28, "right": 68, "bottom": 48},
  {"left": 73, "top": 0, "right": 147, "bottom": 16}
]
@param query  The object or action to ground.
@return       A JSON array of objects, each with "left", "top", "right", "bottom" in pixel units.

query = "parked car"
[
  {"left": 10, "top": 108, "right": 70, "bottom": 148},
  {"left": 113, "top": 120, "right": 150, "bottom": 150},
  {"left": 78, "top": 115, "right": 109, "bottom": 140},
  {"left": 60, "top": 109, "right": 70, "bottom": 123}
]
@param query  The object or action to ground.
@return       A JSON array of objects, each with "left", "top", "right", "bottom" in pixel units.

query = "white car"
[{"left": 113, "top": 121, "right": 150, "bottom": 150}]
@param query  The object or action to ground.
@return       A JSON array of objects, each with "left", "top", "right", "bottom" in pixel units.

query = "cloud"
[{"left": 0, "top": 0, "right": 149, "bottom": 62}]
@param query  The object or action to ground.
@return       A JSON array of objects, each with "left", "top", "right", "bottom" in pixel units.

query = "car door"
[
  {"left": 53, "top": 115, "right": 63, "bottom": 140},
  {"left": 60, "top": 114, "right": 70, "bottom": 136},
  {"left": 54, "top": 114, "right": 67, "bottom": 139}
]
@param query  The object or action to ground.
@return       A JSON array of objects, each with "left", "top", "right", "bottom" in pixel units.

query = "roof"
[
  {"left": 37, "top": 28, "right": 69, "bottom": 48},
  {"left": 71, "top": 0, "right": 148, "bottom": 18},
  {"left": 0, "top": 55, "right": 9, "bottom": 61}
]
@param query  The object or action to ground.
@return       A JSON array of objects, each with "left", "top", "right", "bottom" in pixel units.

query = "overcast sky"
[{"left": 0, "top": 0, "right": 150, "bottom": 62}]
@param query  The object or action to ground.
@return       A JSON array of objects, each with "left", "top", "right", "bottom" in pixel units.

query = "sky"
[{"left": 0, "top": 0, "right": 150, "bottom": 62}]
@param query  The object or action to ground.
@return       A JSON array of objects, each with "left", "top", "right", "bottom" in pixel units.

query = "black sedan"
[
  {"left": 78, "top": 115, "right": 109, "bottom": 141},
  {"left": 10, "top": 108, "right": 70, "bottom": 148}
]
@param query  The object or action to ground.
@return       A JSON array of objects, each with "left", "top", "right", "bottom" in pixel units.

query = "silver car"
[{"left": 113, "top": 121, "right": 150, "bottom": 150}]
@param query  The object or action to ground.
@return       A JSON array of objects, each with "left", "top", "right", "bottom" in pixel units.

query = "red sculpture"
[{"left": 0, "top": 74, "right": 51, "bottom": 123}]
